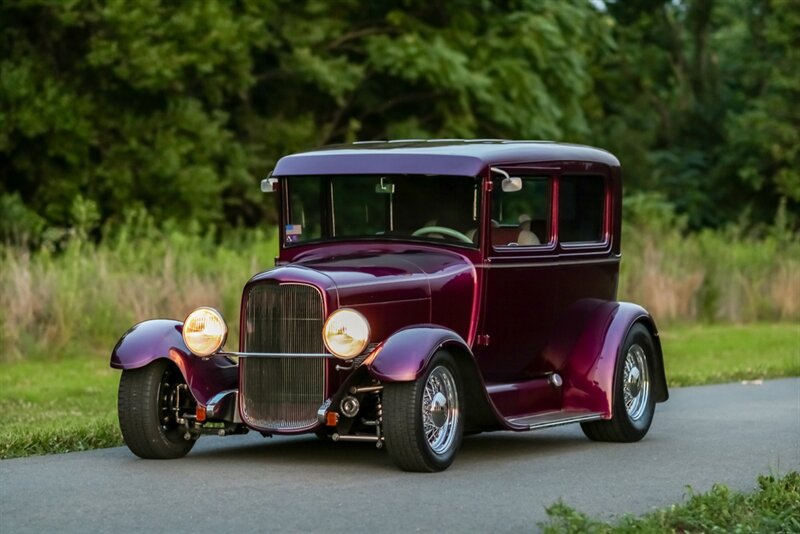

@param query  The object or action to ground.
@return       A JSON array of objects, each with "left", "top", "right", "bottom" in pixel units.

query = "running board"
[{"left": 507, "top": 411, "right": 604, "bottom": 431}]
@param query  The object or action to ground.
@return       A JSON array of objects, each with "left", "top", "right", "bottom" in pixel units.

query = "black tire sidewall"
[
  {"left": 118, "top": 360, "right": 195, "bottom": 459},
  {"left": 412, "top": 351, "right": 465, "bottom": 470},
  {"left": 613, "top": 324, "right": 656, "bottom": 439}
]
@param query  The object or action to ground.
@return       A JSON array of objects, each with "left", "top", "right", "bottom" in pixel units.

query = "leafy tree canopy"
[{"left": 0, "top": 0, "right": 797, "bottom": 238}]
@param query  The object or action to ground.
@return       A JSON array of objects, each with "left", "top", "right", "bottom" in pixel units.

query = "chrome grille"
[{"left": 240, "top": 283, "right": 325, "bottom": 431}]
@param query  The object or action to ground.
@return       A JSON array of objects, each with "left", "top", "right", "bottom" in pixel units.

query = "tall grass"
[
  {"left": 0, "top": 215, "right": 277, "bottom": 362},
  {"left": 0, "top": 201, "right": 797, "bottom": 362},
  {"left": 620, "top": 195, "right": 800, "bottom": 323}
]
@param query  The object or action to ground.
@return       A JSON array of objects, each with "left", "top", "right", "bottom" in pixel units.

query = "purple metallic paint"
[
  {"left": 273, "top": 141, "right": 620, "bottom": 177},
  {"left": 486, "top": 379, "right": 560, "bottom": 418},
  {"left": 110, "top": 141, "right": 667, "bottom": 438},
  {"left": 111, "top": 319, "right": 238, "bottom": 406},
  {"left": 364, "top": 325, "right": 469, "bottom": 382},
  {"left": 259, "top": 244, "right": 479, "bottom": 345}
]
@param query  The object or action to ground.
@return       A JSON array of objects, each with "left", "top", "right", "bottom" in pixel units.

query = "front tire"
[
  {"left": 383, "top": 351, "right": 464, "bottom": 472},
  {"left": 118, "top": 360, "right": 196, "bottom": 459},
  {"left": 581, "top": 323, "right": 656, "bottom": 442}
]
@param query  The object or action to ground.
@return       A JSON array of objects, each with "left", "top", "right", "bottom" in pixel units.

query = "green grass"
[
  {"left": 660, "top": 323, "right": 800, "bottom": 386},
  {"left": 0, "top": 357, "right": 121, "bottom": 459},
  {"left": 0, "top": 323, "right": 797, "bottom": 460},
  {"left": 540, "top": 471, "right": 800, "bottom": 533}
]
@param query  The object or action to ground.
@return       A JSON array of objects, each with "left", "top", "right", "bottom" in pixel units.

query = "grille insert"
[{"left": 240, "top": 283, "right": 325, "bottom": 431}]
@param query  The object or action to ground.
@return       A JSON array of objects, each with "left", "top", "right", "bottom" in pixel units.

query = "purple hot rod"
[{"left": 111, "top": 140, "right": 668, "bottom": 472}]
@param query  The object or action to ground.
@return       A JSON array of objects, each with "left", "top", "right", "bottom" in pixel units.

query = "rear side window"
[{"left": 559, "top": 175, "right": 605, "bottom": 243}]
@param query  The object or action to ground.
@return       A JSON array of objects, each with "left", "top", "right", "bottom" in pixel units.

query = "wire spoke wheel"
[
  {"left": 383, "top": 351, "right": 464, "bottom": 472},
  {"left": 421, "top": 366, "right": 459, "bottom": 455},
  {"left": 623, "top": 344, "right": 650, "bottom": 421},
  {"left": 581, "top": 324, "right": 657, "bottom": 443}
]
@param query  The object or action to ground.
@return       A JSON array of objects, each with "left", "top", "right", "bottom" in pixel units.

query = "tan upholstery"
[{"left": 517, "top": 229, "right": 540, "bottom": 246}]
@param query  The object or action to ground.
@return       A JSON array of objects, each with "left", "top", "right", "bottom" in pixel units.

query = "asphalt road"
[{"left": 1, "top": 378, "right": 798, "bottom": 533}]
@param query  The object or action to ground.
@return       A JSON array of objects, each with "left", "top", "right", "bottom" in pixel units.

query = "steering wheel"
[{"left": 412, "top": 226, "right": 473, "bottom": 244}]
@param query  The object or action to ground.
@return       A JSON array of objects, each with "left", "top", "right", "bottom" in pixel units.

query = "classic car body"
[{"left": 112, "top": 140, "right": 668, "bottom": 471}]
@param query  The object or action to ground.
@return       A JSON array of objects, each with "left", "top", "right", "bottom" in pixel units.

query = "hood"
[{"left": 247, "top": 243, "right": 478, "bottom": 342}]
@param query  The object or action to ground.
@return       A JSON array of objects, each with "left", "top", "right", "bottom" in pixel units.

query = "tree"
[{"left": 1, "top": 0, "right": 613, "bottom": 233}]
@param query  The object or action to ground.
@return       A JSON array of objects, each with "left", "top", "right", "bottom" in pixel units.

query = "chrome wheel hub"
[
  {"left": 422, "top": 366, "right": 459, "bottom": 454},
  {"left": 623, "top": 344, "right": 650, "bottom": 421},
  {"left": 430, "top": 392, "right": 448, "bottom": 427}
]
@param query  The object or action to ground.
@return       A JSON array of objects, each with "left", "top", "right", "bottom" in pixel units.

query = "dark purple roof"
[{"left": 272, "top": 140, "right": 619, "bottom": 177}]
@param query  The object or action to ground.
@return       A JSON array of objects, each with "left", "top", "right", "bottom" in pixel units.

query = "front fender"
[
  {"left": 556, "top": 301, "right": 668, "bottom": 417},
  {"left": 365, "top": 325, "right": 471, "bottom": 382},
  {"left": 110, "top": 319, "right": 238, "bottom": 406}
]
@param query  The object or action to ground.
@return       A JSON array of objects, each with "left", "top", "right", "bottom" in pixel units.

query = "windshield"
[{"left": 284, "top": 175, "right": 481, "bottom": 247}]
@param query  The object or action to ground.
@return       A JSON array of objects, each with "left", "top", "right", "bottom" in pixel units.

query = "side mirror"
[
  {"left": 261, "top": 177, "right": 278, "bottom": 193},
  {"left": 375, "top": 177, "right": 395, "bottom": 194},
  {"left": 491, "top": 167, "right": 523, "bottom": 193},
  {"left": 501, "top": 177, "right": 523, "bottom": 193}
]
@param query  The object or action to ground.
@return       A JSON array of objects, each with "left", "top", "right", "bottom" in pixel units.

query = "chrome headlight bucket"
[
  {"left": 323, "top": 309, "right": 370, "bottom": 360},
  {"left": 182, "top": 307, "right": 228, "bottom": 357}
]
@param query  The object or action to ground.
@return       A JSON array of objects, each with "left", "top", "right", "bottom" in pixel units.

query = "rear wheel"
[
  {"left": 581, "top": 323, "right": 656, "bottom": 442},
  {"left": 118, "top": 360, "right": 196, "bottom": 459},
  {"left": 383, "top": 351, "right": 464, "bottom": 472}
]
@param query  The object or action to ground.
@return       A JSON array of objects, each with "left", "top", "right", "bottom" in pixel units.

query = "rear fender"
[
  {"left": 556, "top": 301, "right": 668, "bottom": 417},
  {"left": 110, "top": 319, "right": 238, "bottom": 406}
]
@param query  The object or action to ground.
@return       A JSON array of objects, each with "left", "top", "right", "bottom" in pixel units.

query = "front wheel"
[
  {"left": 118, "top": 360, "right": 196, "bottom": 459},
  {"left": 383, "top": 351, "right": 464, "bottom": 472},
  {"left": 581, "top": 323, "right": 656, "bottom": 442}
]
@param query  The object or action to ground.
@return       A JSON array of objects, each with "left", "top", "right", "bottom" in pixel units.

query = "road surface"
[{"left": 1, "top": 378, "right": 798, "bottom": 533}]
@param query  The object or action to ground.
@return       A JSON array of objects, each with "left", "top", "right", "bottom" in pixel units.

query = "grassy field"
[
  {"left": 660, "top": 323, "right": 799, "bottom": 386},
  {"left": 0, "top": 322, "right": 796, "bottom": 460},
  {"left": 541, "top": 471, "right": 800, "bottom": 533},
  {"left": 0, "top": 357, "right": 119, "bottom": 459}
]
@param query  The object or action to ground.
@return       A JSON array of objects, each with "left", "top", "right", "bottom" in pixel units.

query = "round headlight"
[
  {"left": 323, "top": 309, "right": 370, "bottom": 360},
  {"left": 182, "top": 307, "right": 227, "bottom": 357}
]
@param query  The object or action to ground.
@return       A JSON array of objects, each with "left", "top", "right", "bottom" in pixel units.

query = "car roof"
[{"left": 272, "top": 140, "right": 620, "bottom": 177}]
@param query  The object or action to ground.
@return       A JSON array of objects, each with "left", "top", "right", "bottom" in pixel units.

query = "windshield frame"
[{"left": 279, "top": 174, "right": 482, "bottom": 250}]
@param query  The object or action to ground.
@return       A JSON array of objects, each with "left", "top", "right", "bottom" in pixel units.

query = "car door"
[
  {"left": 475, "top": 169, "right": 560, "bottom": 383},
  {"left": 545, "top": 168, "right": 620, "bottom": 372}
]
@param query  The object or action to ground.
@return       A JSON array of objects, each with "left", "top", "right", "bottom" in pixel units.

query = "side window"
[
  {"left": 559, "top": 175, "right": 605, "bottom": 243},
  {"left": 491, "top": 176, "right": 550, "bottom": 247}
]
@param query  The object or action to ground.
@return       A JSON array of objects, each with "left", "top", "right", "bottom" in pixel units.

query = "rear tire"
[
  {"left": 581, "top": 323, "right": 656, "bottom": 442},
  {"left": 118, "top": 360, "right": 196, "bottom": 459},
  {"left": 383, "top": 351, "right": 464, "bottom": 472}
]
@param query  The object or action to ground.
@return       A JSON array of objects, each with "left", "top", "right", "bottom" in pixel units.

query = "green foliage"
[
  {"left": 2, "top": 0, "right": 614, "bottom": 232},
  {"left": 721, "top": 0, "right": 800, "bottom": 204},
  {"left": 2, "top": 0, "right": 797, "bottom": 233},
  {"left": 0, "top": 0, "right": 270, "bottom": 228},
  {"left": 541, "top": 471, "right": 800, "bottom": 533},
  {"left": 591, "top": 0, "right": 800, "bottom": 228}
]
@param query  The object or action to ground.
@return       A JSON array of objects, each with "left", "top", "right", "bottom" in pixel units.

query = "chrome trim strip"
[
  {"left": 205, "top": 389, "right": 241, "bottom": 423},
  {"left": 223, "top": 351, "right": 333, "bottom": 359},
  {"left": 524, "top": 412, "right": 604, "bottom": 431},
  {"left": 477, "top": 256, "right": 620, "bottom": 269}
]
